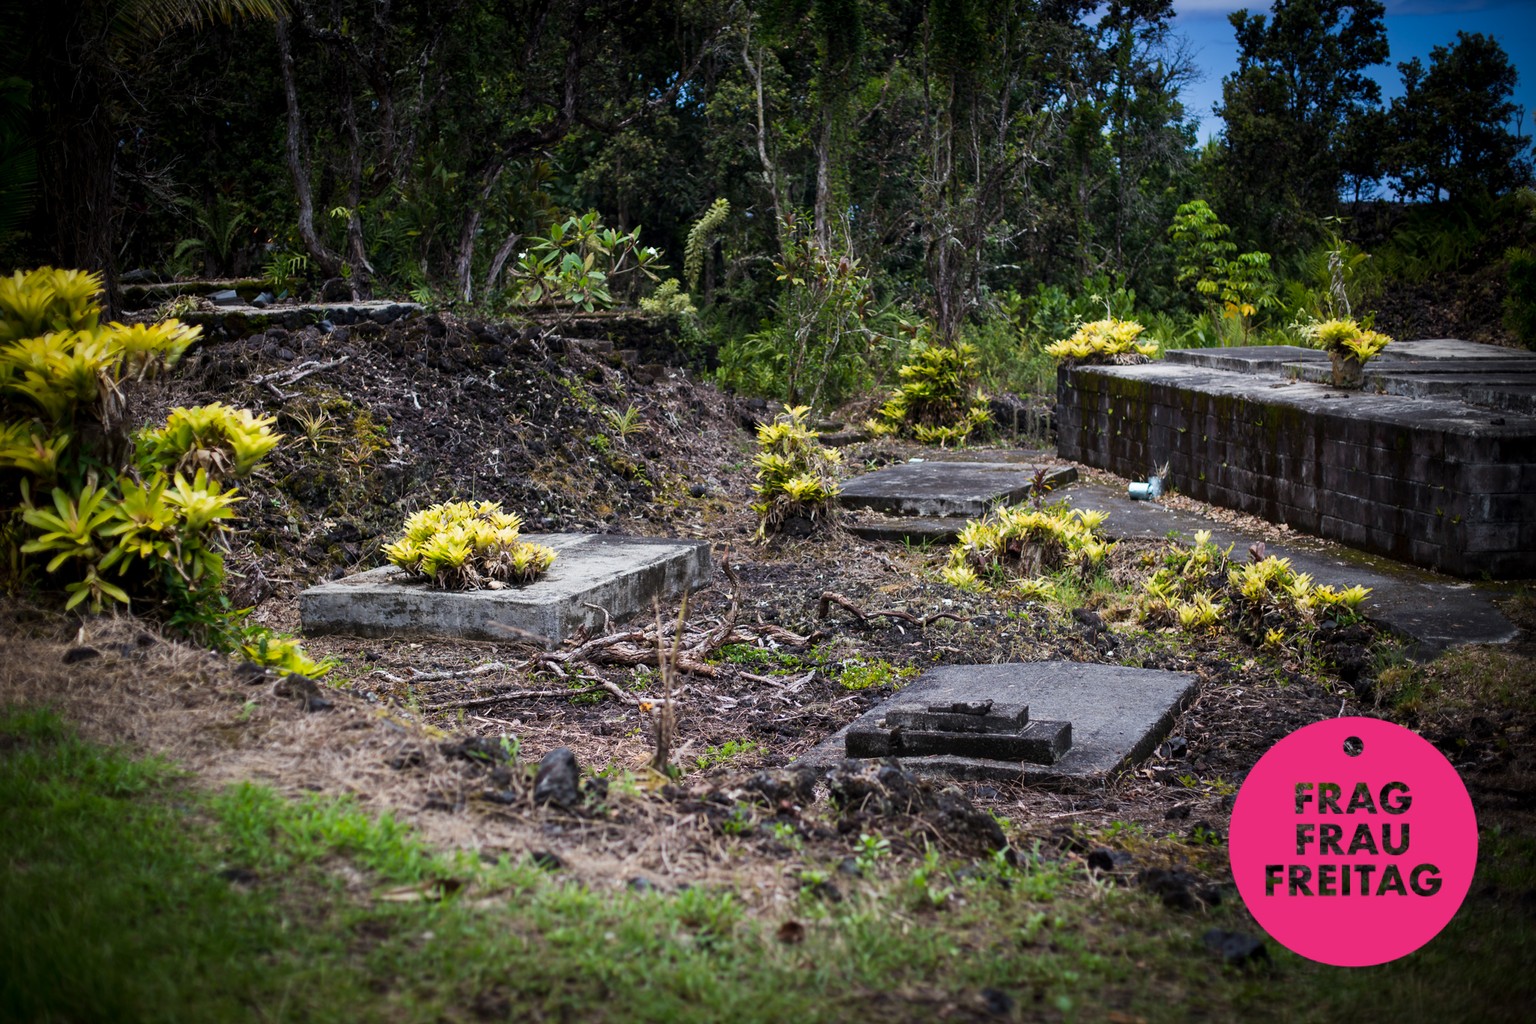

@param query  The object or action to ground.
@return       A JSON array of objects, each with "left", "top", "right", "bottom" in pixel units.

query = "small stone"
[
  {"left": 1086, "top": 847, "right": 1133, "bottom": 873},
  {"left": 533, "top": 747, "right": 581, "bottom": 808},
  {"left": 1159, "top": 735, "right": 1189, "bottom": 759},
  {"left": 980, "top": 988, "right": 1014, "bottom": 1017},
  {"left": 688, "top": 483, "right": 708, "bottom": 498},
  {"left": 1203, "top": 928, "right": 1268, "bottom": 966},
  {"left": 62, "top": 646, "right": 101, "bottom": 665}
]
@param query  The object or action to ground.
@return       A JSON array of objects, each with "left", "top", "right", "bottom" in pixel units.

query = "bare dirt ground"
[{"left": 5, "top": 309, "right": 1533, "bottom": 909}]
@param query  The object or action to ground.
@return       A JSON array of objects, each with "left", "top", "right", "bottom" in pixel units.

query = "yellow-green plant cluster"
[
  {"left": 942, "top": 504, "right": 1113, "bottom": 594},
  {"left": 1139, "top": 532, "right": 1373, "bottom": 643},
  {"left": 867, "top": 341, "right": 991, "bottom": 446},
  {"left": 1044, "top": 317, "right": 1158, "bottom": 364},
  {"left": 138, "top": 402, "right": 279, "bottom": 478},
  {"left": 752, "top": 405, "right": 841, "bottom": 538},
  {"left": 242, "top": 631, "right": 339, "bottom": 679},
  {"left": 1229, "top": 555, "right": 1371, "bottom": 638},
  {"left": 2, "top": 268, "right": 278, "bottom": 619},
  {"left": 384, "top": 500, "right": 556, "bottom": 590},
  {"left": 1304, "top": 317, "right": 1392, "bottom": 364},
  {"left": 1140, "top": 530, "right": 1233, "bottom": 632}
]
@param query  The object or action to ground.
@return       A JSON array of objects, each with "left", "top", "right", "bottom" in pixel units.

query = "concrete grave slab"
[
  {"left": 838, "top": 461, "right": 1077, "bottom": 518},
  {"left": 300, "top": 534, "right": 710, "bottom": 646},
  {"left": 1052, "top": 480, "right": 1517, "bottom": 654},
  {"left": 797, "top": 662, "right": 1196, "bottom": 785}
]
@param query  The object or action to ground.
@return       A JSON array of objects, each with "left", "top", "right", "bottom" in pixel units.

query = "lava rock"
[
  {"left": 62, "top": 646, "right": 101, "bottom": 665},
  {"left": 1159, "top": 735, "right": 1189, "bottom": 759},
  {"left": 533, "top": 747, "right": 581, "bottom": 808},
  {"left": 1086, "top": 847, "right": 1134, "bottom": 873},
  {"left": 1137, "top": 867, "right": 1221, "bottom": 911},
  {"left": 440, "top": 736, "right": 518, "bottom": 766},
  {"left": 980, "top": 988, "right": 1014, "bottom": 1018},
  {"left": 1203, "top": 928, "right": 1268, "bottom": 966}
]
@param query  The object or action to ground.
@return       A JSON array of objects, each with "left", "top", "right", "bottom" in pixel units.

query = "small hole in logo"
[{"left": 1343, "top": 736, "right": 1364, "bottom": 757}]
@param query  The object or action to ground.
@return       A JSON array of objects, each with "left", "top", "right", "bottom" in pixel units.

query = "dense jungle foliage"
[{"left": 2, "top": 0, "right": 1533, "bottom": 404}]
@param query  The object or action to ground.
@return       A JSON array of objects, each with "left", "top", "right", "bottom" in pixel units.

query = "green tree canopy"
[
  {"left": 1387, "top": 31, "right": 1532, "bottom": 203},
  {"left": 1211, "top": 0, "right": 1388, "bottom": 246}
]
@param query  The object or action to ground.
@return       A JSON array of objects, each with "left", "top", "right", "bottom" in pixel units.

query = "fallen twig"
[{"left": 815, "top": 590, "right": 971, "bottom": 628}]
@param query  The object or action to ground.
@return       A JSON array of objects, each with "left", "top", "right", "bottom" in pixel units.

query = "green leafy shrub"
[
  {"left": 1504, "top": 246, "right": 1536, "bottom": 349},
  {"left": 383, "top": 500, "right": 556, "bottom": 590},
  {"left": 717, "top": 212, "right": 891, "bottom": 409},
  {"left": 1, "top": 267, "right": 278, "bottom": 621},
  {"left": 1168, "top": 200, "right": 1277, "bottom": 340},
  {"left": 1044, "top": 317, "right": 1158, "bottom": 364},
  {"left": 509, "top": 211, "right": 666, "bottom": 312},
  {"left": 751, "top": 405, "right": 841, "bottom": 538},
  {"left": 943, "top": 504, "right": 1113, "bottom": 593},
  {"left": 867, "top": 338, "right": 992, "bottom": 446}
]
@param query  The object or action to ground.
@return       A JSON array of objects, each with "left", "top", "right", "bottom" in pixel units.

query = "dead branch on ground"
[{"left": 816, "top": 590, "right": 970, "bottom": 628}]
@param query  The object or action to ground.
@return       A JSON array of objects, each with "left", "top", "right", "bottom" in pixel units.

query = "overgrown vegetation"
[
  {"left": 7, "top": 704, "right": 1534, "bottom": 1023},
  {"left": 0, "top": 267, "right": 326, "bottom": 669},
  {"left": 1140, "top": 533, "right": 1373, "bottom": 650},
  {"left": 867, "top": 338, "right": 991, "bottom": 445},
  {"left": 943, "top": 503, "right": 1114, "bottom": 595},
  {"left": 750, "top": 405, "right": 841, "bottom": 539}
]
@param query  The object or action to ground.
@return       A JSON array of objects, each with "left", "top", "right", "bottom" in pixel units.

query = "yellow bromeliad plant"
[
  {"left": 1, "top": 268, "right": 285, "bottom": 625},
  {"left": 943, "top": 503, "right": 1114, "bottom": 593},
  {"left": 1307, "top": 318, "right": 1391, "bottom": 361},
  {"left": 866, "top": 339, "right": 992, "bottom": 446},
  {"left": 1045, "top": 317, "right": 1159, "bottom": 364},
  {"left": 138, "top": 402, "right": 280, "bottom": 478},
  {"left": 384, "top": 500, "right": 556, "bottom": 589},
  {"left": 752, "top": 405, "right": 841, "bottom": 538}
]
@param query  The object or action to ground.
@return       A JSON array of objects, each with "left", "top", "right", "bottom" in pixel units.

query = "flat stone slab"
[
  {"left": 797, "top": 662, "right": 1196, "bottom": 784},
  {"left": 299, "top": 534, "right": 710, "bottom": 646},
  {"left": 1053, "top": 481, "right": 1517, "bottom": 654},
  {"left": 838, "top": 461, "right": 1077, "bottom": 518}
]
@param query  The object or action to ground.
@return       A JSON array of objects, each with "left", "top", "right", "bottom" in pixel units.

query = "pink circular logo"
[{"left": 1229, "top": 717, "right": 1477, "bottom": 966}]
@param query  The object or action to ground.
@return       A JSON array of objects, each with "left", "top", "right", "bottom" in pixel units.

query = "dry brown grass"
[{"left": 0, "top": 599, "right": 806, "bottom": 908}]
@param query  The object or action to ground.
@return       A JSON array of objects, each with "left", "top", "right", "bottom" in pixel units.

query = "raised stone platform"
[
  {"left": 797, "top": 662, "right": 1195, "bottom": 784},
  {"left": 838, "top": 459, "right": 1077, "bottom": 518},
  {"left": 1057, "top": 340, "right": 1536, "bottom": 579},
  {"left": 177, "top": 300, "right": 423, "bottom": 335},
  {"left": 299, "top": 534, "right": 710, "bottom": 646}
]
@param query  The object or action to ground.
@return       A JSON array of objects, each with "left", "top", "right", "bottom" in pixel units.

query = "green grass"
[{"left": 3, "top": 704, "right": 1534, "bottom": 1022}]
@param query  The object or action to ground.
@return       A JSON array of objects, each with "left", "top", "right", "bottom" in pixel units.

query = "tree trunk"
[
  {"left": 275, "top": 16, "right": 343, "bottom": 279},
  {"left": 30, "top": 1, "right": 121, "bottom": 312},
  {"left": 484, "top": 227, "right": 523, "bottom": 297}
]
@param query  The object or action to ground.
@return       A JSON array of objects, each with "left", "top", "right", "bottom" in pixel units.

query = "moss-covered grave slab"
[{"left": 299, "top": 534, "right": 710, "bottom": 646}]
